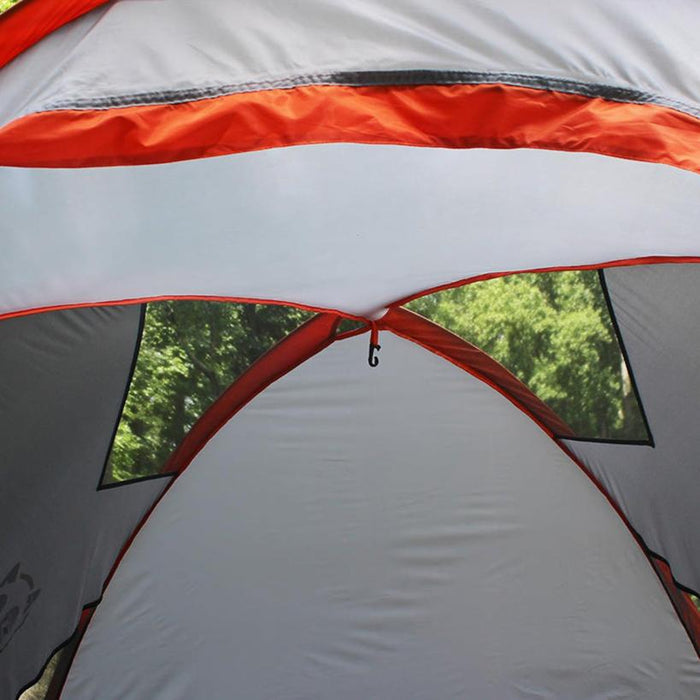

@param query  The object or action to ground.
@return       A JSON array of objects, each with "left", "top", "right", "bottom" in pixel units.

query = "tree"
[
  {"left": 108, "top": 271, "right": 647, "bottom": 482},
  {"left": 108, "top": 301, "right": 310, "bottom": 481},
  {"left": 409, "top": 270, "right": 646, "bottom": 439},
  {"left": 0, "top": 0, "right": 22, "bottom": 14}
]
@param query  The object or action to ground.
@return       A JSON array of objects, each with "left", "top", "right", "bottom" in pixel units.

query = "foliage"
[
  {"left": 0, "top": 0, "right": 21, "bottom": 15},
  {"left": 108, "top": 301, "right": 310, "bottom": 482},
  {"left": 108, "top": 272, "right": 646, "bottom": 482},
  {"left": 409, "top": 270, "right": 646, "bottom": 439}
]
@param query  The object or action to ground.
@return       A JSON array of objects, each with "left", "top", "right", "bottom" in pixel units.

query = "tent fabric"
[
  {"left": 60, "top": 333, "right": 700, "bottom": 699},
  {"left": 163, "top": 312, "right": 341, "bottom": 474},
  {"left": 563, "top": 263, "right": 700, "bottom": 596},
  {"left": 1, "top": 1, "right": 700, "bottom": 696},
  {"left": 378, "top": 306, "right": 574, "bottom": 438},
  {"left": 3, "top": 0, "right": 700, "bottom": 121},
  {"left": 0, "top": 305, "right": 171, "bottom": 700},
  {"left": 2, "top": 1, "right": 700, "bottom": 168},
  {"left": 3, "top": 146, "right": 700, "bottom": 320}
]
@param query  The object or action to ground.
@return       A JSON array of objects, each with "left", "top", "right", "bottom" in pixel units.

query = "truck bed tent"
[{"left": 0, "top": 1, "right": 699, "bottom": 698}]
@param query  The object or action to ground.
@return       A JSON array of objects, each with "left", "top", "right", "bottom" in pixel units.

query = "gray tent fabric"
[
  {"left": 564, "top": 263, "right": 700, "bottom": 596},
  {"left": 0, "top": 306, "right": 170, "bottom": 700},
  {"left": 62, "top": 334, "right": 700, "bottom": 699},
  {"left": 4, "top": 0, "right": 700, "bottom": 124}
]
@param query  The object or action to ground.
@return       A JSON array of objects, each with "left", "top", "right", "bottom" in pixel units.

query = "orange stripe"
[
  {"left": 1, "top": 82, "right": 700, "bottom": 169},
  {"left": 0, "top": 0, "right": 109, "bottom": 69}
]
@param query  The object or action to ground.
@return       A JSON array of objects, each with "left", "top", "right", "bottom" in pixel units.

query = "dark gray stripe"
[{"left": 42, "top": 69, "right": 700, "bottom": 119}]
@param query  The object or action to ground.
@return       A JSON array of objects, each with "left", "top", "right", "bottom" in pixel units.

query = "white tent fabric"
[
  {"left": 1, "top": 0, "right": 699, "bottom": 696},
  {"left": 2, "top": 146, "right": 700, "bottom": 319},
  {"left": 61, "top": 334, "right": 700, "bottom": 699},
  {"left": 2, "top": 0, "right": 700, "bottom": 125},
  {"left": 564, "top": 263, "right": 700, "bottom": 595}
]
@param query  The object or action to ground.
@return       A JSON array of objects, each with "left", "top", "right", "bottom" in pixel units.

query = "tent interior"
[{"left": 1, "top": 1, "right": 699, "bottom": 699}]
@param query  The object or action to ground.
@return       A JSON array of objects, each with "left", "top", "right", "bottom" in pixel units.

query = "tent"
[{"left": 1, "top": 1, "right": 699, "bottom": 697}]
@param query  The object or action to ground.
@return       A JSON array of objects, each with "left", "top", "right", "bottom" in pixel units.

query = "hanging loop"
[
  {"left": 368, "top": 323, "right": 380, "bottom": 367},
  {"left": 368, "top": 342, "right": 381, "bottom": 367}
]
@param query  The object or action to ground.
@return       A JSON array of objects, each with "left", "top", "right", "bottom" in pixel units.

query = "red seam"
[
  {"left": 0, "top": 294, "right": 367, "bottom": 324},
  {"left": 390, "top": 256, "right": 700, "bottom": 308}
]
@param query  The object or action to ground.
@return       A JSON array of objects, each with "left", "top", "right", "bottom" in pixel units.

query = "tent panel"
[
  {"left": 3, "top": 0, "right": 700, "bottom": 125},
  {"left": 2, "top": 146, "right": 700, "bottom": 319},
  {"left": 62, "top": 334, "right": 700, "bottom": 699},
  {"left": 564, "top": 264, "right": 700, "bottom": 596},
  {"left": 0, "top": 306, "right": 170, "bottom": 700}
]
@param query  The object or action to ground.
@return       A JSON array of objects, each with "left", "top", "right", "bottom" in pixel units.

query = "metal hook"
[{"left": 368, "top": 342, "right": 381, "bottom": 367}]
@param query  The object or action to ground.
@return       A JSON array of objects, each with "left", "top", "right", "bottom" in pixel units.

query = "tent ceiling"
[
  {"left": 2, "top": 145, "right": 700, "bottom": 319},
  {"left": 3, "top": 0, "right": 700, "bottom": 123}
]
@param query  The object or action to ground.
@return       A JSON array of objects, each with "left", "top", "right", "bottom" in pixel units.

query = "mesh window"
[
  {"left": 407, "top": 269, "right": 649, "bottom": 442},
  {"left": 104, "top": 301, "right": 312, "bottom": 484}
]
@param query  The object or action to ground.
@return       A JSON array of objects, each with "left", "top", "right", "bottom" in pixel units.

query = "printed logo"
[{"left": 0, "top": 563, "right": 41, "bottom": 653}]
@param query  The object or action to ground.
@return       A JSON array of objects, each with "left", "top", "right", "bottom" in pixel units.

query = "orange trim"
[
  {"left": 391, "top": 256, "right": 700, "bottom": 309},
  {"left": 0, "top": 294, "right": 366, "bottom": 324},
  {"left": 379, "top": 306, "right": 574, "bottom": 438},
  {"left": 2, "top": 82, "right": 700, "bottom": 169},
  {"left": 0, "top": 0, "right": 109, "bottom": 70}
]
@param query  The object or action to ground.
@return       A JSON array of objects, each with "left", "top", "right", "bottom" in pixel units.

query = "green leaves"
[
  {"left": 0, "top": 0, "right": 21, "bottom": 15},
  {"left": 409, "top": 271, "right": 646, "bottom": 440},
  {"left": 106, "top": 271, "right": 647, "bottom": 483},
  {"left": 107, "top": 301, "right": 310, "bottom": 482}
]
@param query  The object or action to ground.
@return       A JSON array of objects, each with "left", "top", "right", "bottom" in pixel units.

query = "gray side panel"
[
  {"left": 564, "top": 264, "right": 700, "bottom": 595},
  {"left": 0, "top": 307, "right": 169, "bottom": 699},
  {"left": 63, "top": 334, "right": 699, "bottom": 699}
]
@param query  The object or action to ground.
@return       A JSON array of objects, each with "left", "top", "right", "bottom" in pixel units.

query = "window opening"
[
  {"left": 407, "top": 269, "right": 649, "bottom": 442},
  {"left": 104, "top": 301, "right": 312, "bottom": 484}
]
